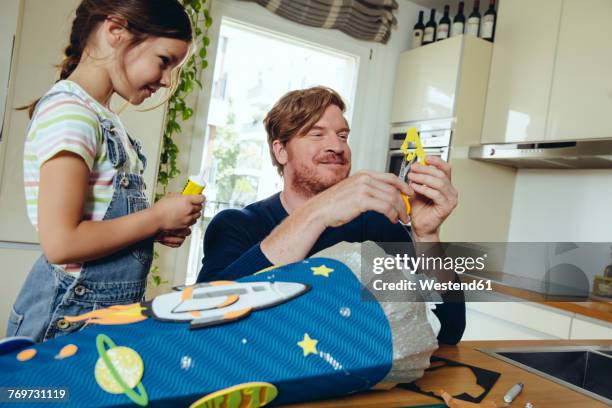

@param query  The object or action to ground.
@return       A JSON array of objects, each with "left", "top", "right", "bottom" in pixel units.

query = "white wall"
[
  {"left": 507, "top": 169, "right": 612, "bottom": 241},
  {"left": 0, "top": 0, "right": 20, "bottom": 152},
  {"left": 0, "top": 245, "right": 41, "bottom": 336}
]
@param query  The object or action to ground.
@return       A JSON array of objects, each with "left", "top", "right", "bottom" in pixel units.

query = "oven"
[{"left": 386, "top": 125, "right": 452, "bottom": 177}]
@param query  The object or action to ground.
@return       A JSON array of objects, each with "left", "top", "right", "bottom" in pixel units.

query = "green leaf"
[
  {"left": 158, "top": 2, "right": 211, "bottom": 200},
  {"left": 182, "top": 107, "right": 194, "bottom": 121}
]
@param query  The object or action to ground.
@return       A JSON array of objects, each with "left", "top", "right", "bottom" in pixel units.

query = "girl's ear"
[
  {"left": 272, "top": 140, "right": 288, "bottom": 167},
  {"left": 104, "top": 17, "right": 130, "bottom": 48}
]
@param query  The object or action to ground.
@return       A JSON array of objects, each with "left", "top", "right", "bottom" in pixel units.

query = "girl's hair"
[{"left": 19, "top": 0, "right": 193, "bottom": 118}]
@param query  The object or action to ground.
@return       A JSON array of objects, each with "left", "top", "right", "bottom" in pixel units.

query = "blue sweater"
[{"left": 198, "top": 193, "right": 465, "bottom": 344}]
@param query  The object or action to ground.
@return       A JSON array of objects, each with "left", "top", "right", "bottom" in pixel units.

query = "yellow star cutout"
[
  {"left": 297, "top": 333, "right": 318, "bottom": 357},
  {"left": 311, "top": 265, "right": 334, "bottom": 278}
]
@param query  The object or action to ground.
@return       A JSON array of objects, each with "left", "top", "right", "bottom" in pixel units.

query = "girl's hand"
[
  {"left": 153, "top": 193, "right": 205, "bottom": 231},
  {"left": 155, "top": 228, "right": 192, "bottom": 248}
]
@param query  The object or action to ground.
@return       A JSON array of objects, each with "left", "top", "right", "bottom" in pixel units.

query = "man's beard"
[{"left": 290, "top": 156, "right": 350, "bottom": 196}]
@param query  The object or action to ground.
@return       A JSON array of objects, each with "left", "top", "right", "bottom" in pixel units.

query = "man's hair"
[{"left": 264, "top": 86, "right": 346, "bottom": 175}]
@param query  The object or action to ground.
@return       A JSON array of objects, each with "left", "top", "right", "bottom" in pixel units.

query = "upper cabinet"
[
  {"left": 546, "top": 0, "right": 612, "bottom": 141},
  {"left": 391, "top": 35, "right": 493, "bottom": 129},
  {"left": 391, "top": 35, "right": 463, "bottom": 124},
  {"left": 481, "top": 0, "right": 563, "bottom": 144},
  {"left": 482, "top": 0, "right": 611, "bottom": 143}
]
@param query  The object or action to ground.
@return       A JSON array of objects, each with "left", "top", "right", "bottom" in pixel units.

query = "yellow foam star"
[
  {"left": 311, "top": 265, "right": 334, "bottom": 277},
  {"left": 297, "top": 333, "right": 318, "bottom": 357}
]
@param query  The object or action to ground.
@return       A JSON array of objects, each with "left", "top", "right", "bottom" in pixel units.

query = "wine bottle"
[
  {"left": 480, "top": 0, "right": 497, "bottom": 41},
  {"left": 466, "top": 0, "right": 481, "bottom": 37},
  {"left": 437, "top": 5, "right": 451, "bottom": 41},
  {"left": 451, "top": 1, "right": 465, "bottom": 37},
  {"left": 423, "top": 9, "right": 437, "bottom": 45},
  {"left": 411, "top": 11, "right": 425, "bottom": 48}
]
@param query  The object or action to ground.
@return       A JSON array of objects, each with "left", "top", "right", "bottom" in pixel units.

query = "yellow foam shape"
[
  {"left": 189, "top": 382, "right": 278, "bottom": 408},
  {"left": 95, "top": 346, "right": 144, "bottom": 394},
  {"left": 400, "top": 127, "right": 427, "bottom": 165},
  {"left": 401, "top": 193, "right": 411, "bottom": 215},
  {"left": 400, "top": 128, "right": 427, "bottom": 215}
]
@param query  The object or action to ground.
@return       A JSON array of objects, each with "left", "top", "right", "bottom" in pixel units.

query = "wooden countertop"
[{"left": 285, "top": 339, "right": 612, "bottom": 408}]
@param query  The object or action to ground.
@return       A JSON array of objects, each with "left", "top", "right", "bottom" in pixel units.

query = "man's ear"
[{"left": 272, "top": 140, "right": 288, "bottom": 167}]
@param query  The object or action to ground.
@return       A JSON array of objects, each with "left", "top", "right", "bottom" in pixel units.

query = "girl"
[{"left": 7, "top": 0, "right": 205, "bottom": 343}]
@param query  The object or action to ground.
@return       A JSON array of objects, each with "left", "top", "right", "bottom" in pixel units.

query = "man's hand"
[
  {"left": 307, "top": 170, "right": 411, "bottom": 228},
  {"left": 154, "top": 228, "right": 192, "bottom": 248},
  {"left": 261, "top": 170, "right": 411, "bottom": 265},
  {"left": 406, "top": 155, "right": 458, "bottom": 241}
]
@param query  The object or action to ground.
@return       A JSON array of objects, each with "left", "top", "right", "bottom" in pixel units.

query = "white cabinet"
[
  {"left": 569, "top": 315, "right": 612, "bottom": 340},
  {"left": 482, "top": 0, "right": 612, "bottom": 144},
  {"left": 481, "top": 0, "right": 563, "bottom": 144},
  {"left": 391, "top": 36, "right": 463, "bottom": 123},
  {"left": 464, "top": 301, "right": 573, "bottom": 340},
  {"left": 464, "top": 298, "right": 612, "bottom": 341},
  {"left": 546, "top": 0, "right": 612, "bottom": 141}
]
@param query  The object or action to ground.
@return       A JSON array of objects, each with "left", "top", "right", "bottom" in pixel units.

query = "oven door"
[{"left": 387, "top": 147, "right": 449, "bottom": 177}]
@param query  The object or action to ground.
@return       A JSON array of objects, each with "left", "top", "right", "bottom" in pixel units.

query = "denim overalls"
[{"left": 6, "top": 91, "right": 154, "bottom": 343}]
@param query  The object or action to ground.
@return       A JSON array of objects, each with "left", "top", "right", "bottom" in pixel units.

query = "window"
[
  {"left": 184, "top": 17, "right": 359, "bottom": 284},
  {"left": 203, "top": 19, "right": 358, "bottom": 211}
]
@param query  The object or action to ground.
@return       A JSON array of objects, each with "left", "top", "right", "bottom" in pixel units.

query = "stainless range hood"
[{"left": 469, "top": 140, "right": 612, "bottom": 169}]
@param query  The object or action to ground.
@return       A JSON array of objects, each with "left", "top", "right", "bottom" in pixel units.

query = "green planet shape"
[{"left": 95, "top": 334, "right": 148, "bottom": 406}]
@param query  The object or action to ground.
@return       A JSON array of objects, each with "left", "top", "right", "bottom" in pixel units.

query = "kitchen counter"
[
  {"left": 462, "top": 272, "right": 612, "bottom": 324},
  {"left": 285, "top": 339, "right": 612, "bottom": 408}
]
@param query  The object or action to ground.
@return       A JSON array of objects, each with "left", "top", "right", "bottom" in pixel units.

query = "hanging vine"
[{"left": 150, "top": 0, "right": 213, "bottom": 286}]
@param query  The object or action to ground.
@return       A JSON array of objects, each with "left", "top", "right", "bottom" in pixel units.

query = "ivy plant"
[{"left": 149, "top": 0, "right": 213, "bottom": 287}]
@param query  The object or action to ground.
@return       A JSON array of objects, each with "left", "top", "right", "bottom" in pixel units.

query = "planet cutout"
[{"left": 94, "top": 334, "right": 148, "bottom": 406}]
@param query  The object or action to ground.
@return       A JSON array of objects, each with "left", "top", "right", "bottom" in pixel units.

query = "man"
[{"left": 198, "top": 87, "right": 464, "bottom": 344}]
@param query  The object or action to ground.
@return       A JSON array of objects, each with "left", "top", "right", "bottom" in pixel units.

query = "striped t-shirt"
[{"left": 24, "top": 80, "right": 144, "bottom": 275}]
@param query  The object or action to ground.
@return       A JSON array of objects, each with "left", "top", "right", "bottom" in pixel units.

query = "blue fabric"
[
  {"left": 0, "top": 259, "right": 393, "bottom": 407},
  {"left": 198, "top": 193, "right": 466, "bottom": 345},
  {"left": 6, "top": 91, "right": 152, "bottom": 343}
]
